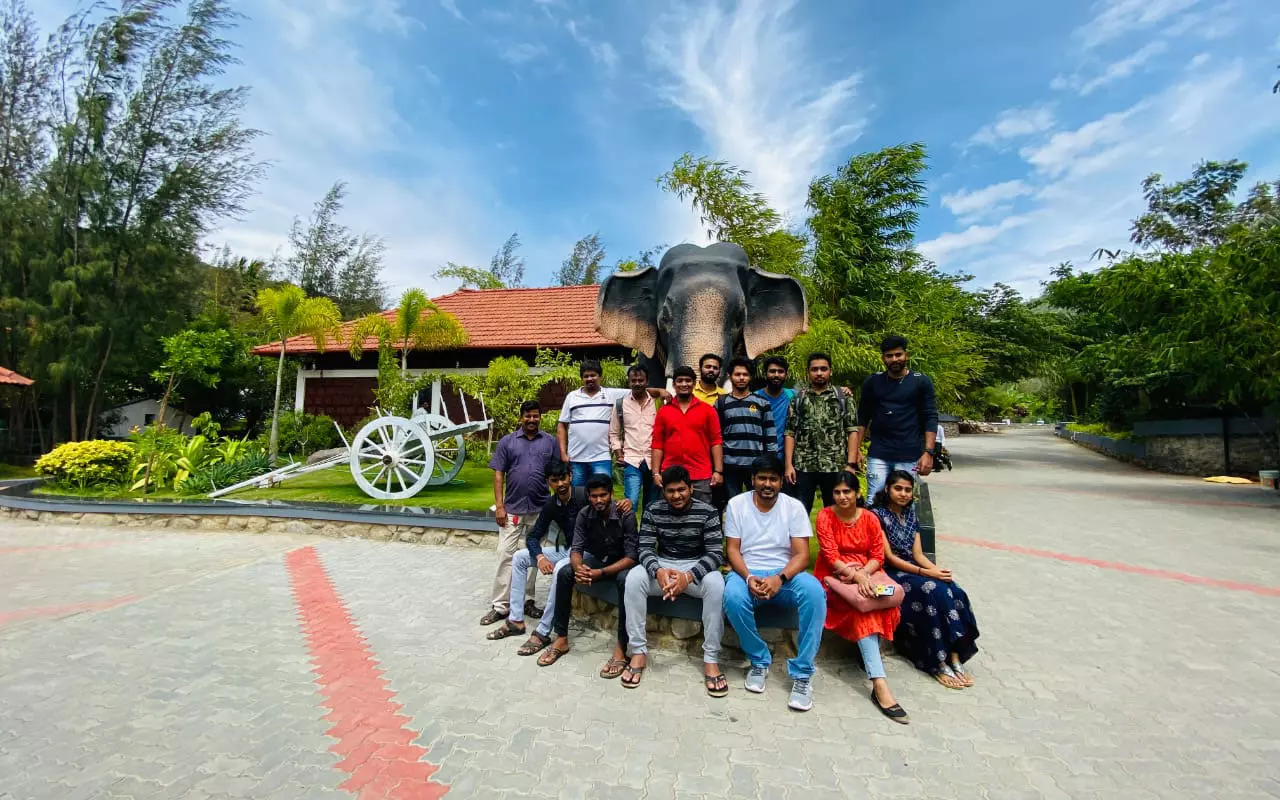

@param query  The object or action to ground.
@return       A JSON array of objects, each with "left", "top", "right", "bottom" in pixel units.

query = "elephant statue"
[{"left": 595, "top": 242, "right": 808, "bottom": 383}]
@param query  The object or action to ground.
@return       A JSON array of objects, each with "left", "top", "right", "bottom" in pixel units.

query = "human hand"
[
  {"left": 537, "top": 555, "right": 555, "bottom": 575},
  {"left": 854, "top": 570, "right": 875, "bottom": 598},
  {"left": 653, "top": 472, "right": 664, "bottom": 489},
  {"left": 663, "top": 572, "right": 691, "bottom": 601},
  {"left": 747, "top": 575, "right": 769, "bottom": 598},
  {"left": 710, "top": 471, "right": 723, "bottom": 487},
  {"left": 613, "top": 450, "right": 624, "bottom": 464},
  {"left": 784, "top": 466, "right": 798, "bottom": 485},
  {"left": 574, "top": 565, "right": 595, "bottom": 585},
  {"left": 495, "top": 508, "right": 508, "bottom": 529},
  {"left": 917, "top": 452, "right": 934, "bottom": 477},
  {"left": 616, "top": 498, "right": 633, "bottom": 515},
  {"left": 849, "top": 452, "right": 865, "bottom": 471},
  {"left": 929, "top": 567, "right": 953, "bottom": 582},
  {"left": 838, "top": 564, "right": 858, "bottom": 584},
  {"left": 761, "top": 575, "right": 783, "bottom": 599},
  {"left": 841, "top": 386, "right": 853, "bottom": 397},
  {"left": 656, "top": 567, "right": 675, "bottom": 591},
  {"left": 656, "top": 389, "right": 672, "bottom": 402}
]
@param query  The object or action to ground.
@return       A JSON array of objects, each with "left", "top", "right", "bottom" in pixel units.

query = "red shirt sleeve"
[
  {"left": 706, "top": 404, "right": 723, "bottom": 447},
  {"left": 651, "top": 407, "right": 667, "bottom": 450}
]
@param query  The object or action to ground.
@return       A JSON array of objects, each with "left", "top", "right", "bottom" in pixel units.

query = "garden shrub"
[
  {"left": 35, "top": 441, "right": 136, "bottom": 488},
  {"left": 182, "top": 451, "right": 272, "bottom": 494},
  {"left": 268, "top": 411, "right": 341, "bottom": 457}
]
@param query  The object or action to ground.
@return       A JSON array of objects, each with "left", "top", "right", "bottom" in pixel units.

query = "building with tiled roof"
[
  {"left": 0, "top": 366, "right": 34, "bottom": 386},
  {"left": 254, "top": 285, "right": 628, "bottom": 427}
]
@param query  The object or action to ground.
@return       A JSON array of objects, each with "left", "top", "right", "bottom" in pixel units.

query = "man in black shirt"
[
  {"left": 538, "top": 474, "right": 638, "bottom": 670},
  {"left": 852, "top": 335, "right": 939, "bottom": 502}
]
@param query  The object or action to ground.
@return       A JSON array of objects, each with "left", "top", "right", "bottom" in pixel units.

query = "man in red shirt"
[{"left": 652, "top": 365, "right": 724, "bottom": 505}]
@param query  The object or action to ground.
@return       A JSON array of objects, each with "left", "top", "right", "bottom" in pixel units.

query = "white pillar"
[{"left": 294, "top": 369, "right": 307, "bottom": 412}]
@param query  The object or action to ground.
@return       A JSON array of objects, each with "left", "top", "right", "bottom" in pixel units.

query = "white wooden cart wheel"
[
  {"left": 349, "top": 416, "right": 435, "bottom": 500},
  {"left": 415, "top": 412, "right": 467, "bottom": 486}
]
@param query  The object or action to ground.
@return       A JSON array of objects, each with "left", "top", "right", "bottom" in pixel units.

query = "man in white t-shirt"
[
  {"left": 723, "top": 453, "right": 827, "bottom": 712},
  {"left": 559, "top": 360, "right": 667, "bottom": 487}
]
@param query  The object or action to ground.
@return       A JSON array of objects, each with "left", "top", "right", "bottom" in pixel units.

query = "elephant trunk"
[{"left": 669, "top": 286, "right": 740, "bottom": 373}]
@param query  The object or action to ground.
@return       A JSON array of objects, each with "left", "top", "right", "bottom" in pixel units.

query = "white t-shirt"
[
  {"left": 560, "top": 387, "right": 629, "bottom": 462},
  {"left": 723, "top": 492, "right": 811, "bottom": 573}
]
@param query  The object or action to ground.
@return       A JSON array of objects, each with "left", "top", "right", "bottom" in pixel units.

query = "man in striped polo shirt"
[
  {"left": 620, "top": 465, "right": 728, "bottom": 695},
  {"left": 716, "top": 358, "right": 777, "bottom": 500}
]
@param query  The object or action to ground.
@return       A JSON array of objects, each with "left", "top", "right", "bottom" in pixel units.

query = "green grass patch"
[
  {"left": 231, "top": 462, "right": 497, "bottom": 511},
  {"left": 0, "top": 463, "right": 36, "bottom": 480},
  {"left": 1066, "top": 422, "right": 1134, "bottom": 439},
  {"left": 32, "top": 482, "right": 185, "bottom": 501}
]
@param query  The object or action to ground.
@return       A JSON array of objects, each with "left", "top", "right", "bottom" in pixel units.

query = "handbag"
[{"left": 823, "top": 570, "right": 905, "bottom": 612}]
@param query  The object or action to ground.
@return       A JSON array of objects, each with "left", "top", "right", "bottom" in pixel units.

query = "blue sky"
[{"left": 40, "top": 0, "right": 1280, "bottom": 299}]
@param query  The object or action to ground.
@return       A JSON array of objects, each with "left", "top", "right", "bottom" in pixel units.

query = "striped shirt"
[
  {"left": 716, "top": 392, "right": 777, "bottom": 467},
  {"left": 561, "top": 387, "right": 628, "bottom": 462},
  {"left": 638, "top": 499, "right": 724, "bottom": 582}
]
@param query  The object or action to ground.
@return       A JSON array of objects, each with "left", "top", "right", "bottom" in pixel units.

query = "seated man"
[
  {"left": 723, "top": 454, "right": 827, "bottom": 712},
  {"left": 485, "top": 460, "right": 631, "bottom": 656},
  {"left": 622, "top": 466, "right": 727, "bottom": 695},
  {"left": 538, "top": 474, "right": 639, "bottom": 669}
]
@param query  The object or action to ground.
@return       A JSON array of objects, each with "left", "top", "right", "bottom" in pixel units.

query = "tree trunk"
[
  {"left": 83, "top": 329, "right": 114, "bottom": 439},
  {"left": 69, "top": 382, "right": 78, "bottom": 442},
  {"left": 156, "top": 373, "right": 177, "bottom": 431},
  {"left": 268, "top": 344, "right": 287, "bottom": 464}
]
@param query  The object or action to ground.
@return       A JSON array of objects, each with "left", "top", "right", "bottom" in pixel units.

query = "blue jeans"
[
  {"left": 621, "top": 462, "right": 655, "bottom": 511},
  {"left": 724, "top": 569, "right": 827, "bottom": 679},
  {"left": 866, "top": 457, "right": 918, "bottom": 505},
  {"left": 571, "top": 460, "right": 612, "bottom": 487}
]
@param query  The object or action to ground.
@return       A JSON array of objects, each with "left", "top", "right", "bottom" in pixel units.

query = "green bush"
[
  {"left": 1066, "top": 422, "right": 1134, "bottom": 440},
  {"left": 268, "top": 411, "right": 341, "bottom": 457},
  {"left": 35, "top": 441, "right": 136, "bottom": 489},
  {"left": 182, "top": 451, "right": 272, "bottom": 494}
]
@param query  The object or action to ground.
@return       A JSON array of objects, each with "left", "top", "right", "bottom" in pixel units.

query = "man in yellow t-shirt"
[{"left": 692, "top": 353, "right": 729, "bottom": 405}]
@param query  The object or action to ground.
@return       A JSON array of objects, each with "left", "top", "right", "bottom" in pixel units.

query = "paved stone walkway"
[{"left": 1, "top": 428, "right": 1278, "bottom": 799}]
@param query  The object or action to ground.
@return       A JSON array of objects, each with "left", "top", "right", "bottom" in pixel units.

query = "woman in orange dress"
[{"left": 815, "top": 471, "right": 909, "bottom": 724}]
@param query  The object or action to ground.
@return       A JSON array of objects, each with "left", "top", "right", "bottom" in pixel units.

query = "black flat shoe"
[{"left": 871, "top": 690, "right": 910, "bottom": 725}]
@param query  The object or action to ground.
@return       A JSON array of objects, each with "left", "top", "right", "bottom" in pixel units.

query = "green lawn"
[
  {"left": 232, "top": 462, "right": 497, "bottom": 511},
  {"left": 0, "top": 463, "right": 36, "bottom": 480}
]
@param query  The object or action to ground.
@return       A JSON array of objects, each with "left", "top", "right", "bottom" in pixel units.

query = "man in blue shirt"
[
  {"left": 760, "top": 356, "right": 795, "bottom": 455},
  {"left": 852, "top": 335, "right": 939, "bottom": 502}
]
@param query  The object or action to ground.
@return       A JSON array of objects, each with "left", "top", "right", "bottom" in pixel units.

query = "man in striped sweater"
[
  {"left": 716, "top": 358, "right": 778, "bottom": 501},
  {"left": 620, "top": 465, "right": 728, "bottom": 696}
]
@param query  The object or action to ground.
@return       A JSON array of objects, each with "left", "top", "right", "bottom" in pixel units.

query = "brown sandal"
[
  {"left": 479, "top": 608, "right": 508, "bottom": 626},
  {"left": 621, "top": 664, "right": 645, "bottom": 688},
  {"left": 599, "top": 658, "right": 627, "bottom": 679},
  {"left": 516, "top": 633, "right": 550, "bottom": 657},
  {"left": 704, "top": 673, "right": 729, "bottom": 697},
  {"left": 537, "top": 645, "right": 570, "bottom": 667},
  {"left": 486, "top": 621, "right": 525, "bottom": 641}
]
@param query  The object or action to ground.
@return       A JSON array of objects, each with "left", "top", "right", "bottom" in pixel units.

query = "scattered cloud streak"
[
  {"left": 1075, "top": 0, "right": 1200, "bottom": 49},
  {"left": 967, "top": 106, "right": 1055, "bottom": 148},
  {"left": 941, "top": 180, "right": 1033, "bottom": 222}
]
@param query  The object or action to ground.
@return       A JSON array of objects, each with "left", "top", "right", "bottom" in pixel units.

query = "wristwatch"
[{"left": 779, "top": 572, "right": 792, "bottom": 584}]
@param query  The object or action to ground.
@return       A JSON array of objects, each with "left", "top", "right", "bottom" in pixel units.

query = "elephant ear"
[
  {"left": 596, "top": 267, "right": 659, "bottom": 357},
  {"left": 743, "top": 268, "right": 808, "bottom": 358}
]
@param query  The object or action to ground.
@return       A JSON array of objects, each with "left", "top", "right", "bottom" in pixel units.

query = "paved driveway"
[{"left": 1, "top": 428, "right": 1277, "bottom": 799}]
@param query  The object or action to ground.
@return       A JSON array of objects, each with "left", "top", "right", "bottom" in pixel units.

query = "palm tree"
[
  {"left": 257, "top": 286, "right": 344, "bottom": 463},
  {"left": 347, "top": 288, "right": 468, "bottom": 377}
]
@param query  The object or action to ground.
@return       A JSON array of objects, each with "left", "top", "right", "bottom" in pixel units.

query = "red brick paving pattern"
[{"left": 286, "top": 546, "right": 448, "bottom": 799}]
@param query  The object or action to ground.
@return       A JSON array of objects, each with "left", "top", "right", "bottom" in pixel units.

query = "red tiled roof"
[
  {"left": 252, "top": 285, "right": 616, "bottom": 356},
  {"left": 0, "top": 366, "right": 33, "bottom": 386}
]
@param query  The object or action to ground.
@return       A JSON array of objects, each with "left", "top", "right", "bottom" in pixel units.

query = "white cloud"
[
  {"left": 500, "top": 42, "right": 548, "bottom": 66},
  {"left": 437, "top": 0, "right": 464, "bottom": 22},
  {"left": 567, "top": 19, "right": 620, "bottom": 74},
  {"left": 1076, "top": 0, "right": 1200, "bottom": 49},
  {"left": 1020, "top": 106, "right": 1139, "bottom": 177},
  {"left": 918, "top": 216, "right": 1029, "bottom": 264},
  {"left": 968, "top": 106, "right": 1055, "bottom": 148},
  {"left": 645, "top": 0, "right": 864, "bottom": 217},
  {"left": 1068, "top": 40, "right": 1169, "bottom": 95},
  {"left": 941, "top": 180, "right": 1033, "bottom": 222}
]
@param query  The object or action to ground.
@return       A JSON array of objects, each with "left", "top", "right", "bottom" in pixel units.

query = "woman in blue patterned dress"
[{"left": 872, "top": 470, "right": 980, "bottom": 689}]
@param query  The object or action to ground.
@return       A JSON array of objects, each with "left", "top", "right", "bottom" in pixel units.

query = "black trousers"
[
  {"left": 552, "top": 554, "right": 629, "bottom": 647},
  {"left": 722, "top": 465, "right": 754, "bottom": 499},
  {"left": 794, "top": 471, "right": 840, "bottom": 514}
]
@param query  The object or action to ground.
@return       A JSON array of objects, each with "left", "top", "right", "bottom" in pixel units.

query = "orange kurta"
[{"left": 814, "top": 506, "right": 900, "bottom": 643}]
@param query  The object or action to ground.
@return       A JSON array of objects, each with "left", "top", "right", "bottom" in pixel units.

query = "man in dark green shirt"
[{"left": 783, "top": 352, "right": 859, "bottom": 513}]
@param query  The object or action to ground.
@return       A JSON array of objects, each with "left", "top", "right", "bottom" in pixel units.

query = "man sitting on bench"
[
  {"left": 723, "top": 454, "right": 827, "bottom": 712},
  {"left": 621, "top": 465, "right": 727, "bottom": 694},
  {"left": 538, "top": 474, "right": 638, "bottom": 669}
]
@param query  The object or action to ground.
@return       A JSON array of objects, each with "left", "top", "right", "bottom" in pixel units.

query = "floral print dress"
[{"left": 873, "top": 505, "right": 980, "bottom": 674}]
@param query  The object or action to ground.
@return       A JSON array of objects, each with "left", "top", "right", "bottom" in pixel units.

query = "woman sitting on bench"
[{"left": 873, "top": 469, "right": 980, "bottom": 690}]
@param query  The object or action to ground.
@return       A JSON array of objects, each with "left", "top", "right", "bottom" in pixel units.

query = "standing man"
[
  {"left": 761, "top": 356, "right": 795, "bottom": 457},
  {"left": 652, "top": 366, "right": 723, "bottom": 505},
  {"left": 717, "top": 358, "right": 776, "bottom": 498},
  {"left": 853, "top": 335, "right": 939, "bottom": 501},
  {"left": 610, "top": 364, "right": 659, "bottom": 512},
  {"left": 692, "top": 353, "right": 729, "bottom": 406},
  {"left": 537, "top": 475, "right": 638, "bottom": 669},
  {"left": 722, "top": 455, "right": 827, "bottom": 712},
  {"left": 559, "top": 360, "right": 627, "bottom": 487},
  {"left": 484, "top": 400, "right": 559, "bottom": 626},
  {"left": 784, "top": 352, "right": 860, "bottom": 514},
  {"left": 622, "top": 466, "right": 727, "bottom": 694}
]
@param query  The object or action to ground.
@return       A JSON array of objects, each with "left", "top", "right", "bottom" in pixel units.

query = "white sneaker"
[
  {"left": 788, "top": 677, "right": 814, "bottom": 711},
  {"left": 745, "top": 666, "right": 768, "bottom": 693}
]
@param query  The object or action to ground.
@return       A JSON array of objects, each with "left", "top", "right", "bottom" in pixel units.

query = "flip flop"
[
  {"left": 599, "top": 659, "right": 627, "bottom": 679},
  {"left": 951, "top": 663, "right": 975, "bottom": 687},
  {"left": 485, "top": 621, "right": 525, "bottom": 641},
  {"left": 537, "top": 645, "right": 570, "bottom": 667},
  {"left": 621, "top": 664, "right": 645, "bottom": 688},
  {"left": 704, "top": 673, "right": 729, "bottom": 697},
  {"left": 934, "top": 664, "right": 965, "bottom": 690},
  {"left": 871, "top": 690, "right": 910, "bottom": 725},
  {"left": 516, "top": 633, "right": 550, "bottom": 657}
]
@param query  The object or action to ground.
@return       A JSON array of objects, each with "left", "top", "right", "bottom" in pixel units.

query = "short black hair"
[
  {"left": 627, "top": 363, "right": 648, "bottom": 378},
  {"left": 880, "top": 335, "right": 908, "bottom": 353},
  {"left": 698, "top": 353, "right": 721, "bottom": 368},
  {"left": 672, "top": 365, "right": 696, "bottom": 381},
  {"left": 763, "top": 355, "right": 788, "bottom": 372},
  {"left": 580, "top": 359, "right": 603, "bottom": 377},
  {"left": 545, "top": 459, "right": 571, "bottom": 480},
  {"left": 519, "top": 400, "right": 541, "bottom": 415},
  {"left": 660, "top": 464, "right": 691, "bottom": 487},
  {"left": 750, "top": 453, "right": 784, "bottom": 477},
  {"left": 585, "top": 473, "right": 613, "bottom": 493},
  {"left": 807, "top": 352, "right": 832, "bottom": 368},
  {"left": 728, "top": 357, "right": 754, "bottom": 375}
]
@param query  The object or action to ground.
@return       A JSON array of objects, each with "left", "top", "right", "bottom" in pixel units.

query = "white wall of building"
[{"left": 99, "top": 399, "right": 195, "bottom": 438}]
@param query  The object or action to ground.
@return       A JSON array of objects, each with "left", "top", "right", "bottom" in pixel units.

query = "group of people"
[{"left": 481, "top": 336, "right": 980, "bottom": 722}]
